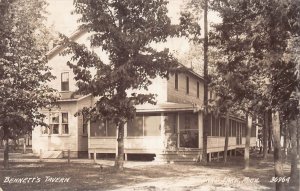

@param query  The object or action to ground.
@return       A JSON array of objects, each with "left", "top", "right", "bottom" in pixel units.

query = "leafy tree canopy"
[
  {"left": 0, "top": 0, "right": 58, "bottom": 139},
  {"left": 62, "top": 0, "right": 201, "bottom": 124}
]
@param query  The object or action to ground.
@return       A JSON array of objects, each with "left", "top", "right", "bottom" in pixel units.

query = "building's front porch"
[{"left": 88, "top": 104, "right": 203, "bottom": 162}]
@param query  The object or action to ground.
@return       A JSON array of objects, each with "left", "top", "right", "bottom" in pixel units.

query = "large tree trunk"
[
  {"left": 263, "top": 111, "right": 269, "bottom": 159},
  {"left": 290, "top": 118, "right": 299, "bottom": 185},
  {"left": 3, "top": 126, "right": 9, "bottom": 169},
  {"left": 115, "top": 122, "right": 124, "bottom": 171},
  {"left": 297, "top": 118, "right": 299, "bottom": 158},
  {"left": 244, "top": 114, "right": 252, "bottom": 170},
  {"left": 283, "top": 121, "right": 288, "bottom": 160},
  {"left": 224, "top": 112, "right": 229, "bottom": 163},
  {"left": 201, "top": 0, "right": 209, "bottom": 164},
  {"left": 269, "top": 111, "right": 273, "bottom": 153},
  {"left": 272, "top": 111, "right": 285, "bottom": 191}
]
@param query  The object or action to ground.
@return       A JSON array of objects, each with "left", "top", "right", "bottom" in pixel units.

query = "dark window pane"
[
  {"left": 144, "top": 114, "right": 161, "bottom": 136},
  {"left": 197, "top": 81, "right": 200, "bottom": 98},
  {"left": 62, "top": 113, "right": 68, "bottom": 123},
  {"left": 51, "top": 124, "right": 59, "bottom": 134},
  {"left": 186, "top": 76, "right": 189, "bottom": 94},
  {"left": 62, "top": 124, "right": 69, "bottom": 134},
  {"left": 61, "top": 72, "right": 69, "bottom": 91},
  {"left": 175, "top": 73, "right": 178, "bottom": 90}
]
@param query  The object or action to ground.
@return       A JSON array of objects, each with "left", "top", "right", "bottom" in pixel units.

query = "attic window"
[
  {"left": 186, "top": 76, "right": 189, "bottom": 94},
  {"left": 197, "top": 81, "right": 200, "bottom": 98},
  {"left": 175, "top": 73, "right": 178, "bottom": 90},
  {"left": 61, "top": 72, "right": 69, "bottom": 91}
]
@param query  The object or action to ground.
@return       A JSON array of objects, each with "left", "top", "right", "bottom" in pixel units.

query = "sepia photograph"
[{"left": 0, "top": 0, "right": 299, "bottom": 190}]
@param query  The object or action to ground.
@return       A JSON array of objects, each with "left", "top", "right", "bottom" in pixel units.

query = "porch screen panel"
[
  {"left": 90, "top": 120, "right": 106, "bottom": 137},
  {"left": 232, "top": 120, "right": 236, "bottom": 136},
  {"left": 107, "top": 120, "right": 117, "bottom": 136},
  {"left": 179, "top": 113, "right": 198, "bottom": 148},
  {"left": 251, "top": 125, "right": 256, "bottom": 137},
  {"left": 127, "top": 115, "right": 143, "bottom": 136},
  {"left": 211, "top": 115, "right": 216, "bottom": 136},
  {"left": 207, "top": 114, "right": 212, "bottom": 136},
  {"left": 164, "top": 113, "right": 177, "bottom": 134},
  {"left": 220, "top": 117, "right": 225, "bottom": 137},
  {"left": 144, "top": 114, "right": 161, "bottom": 136}
]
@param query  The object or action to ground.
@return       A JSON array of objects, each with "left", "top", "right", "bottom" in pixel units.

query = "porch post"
[
  {"left": 177, "top": 113, "right": 180, "bottom": 148},
  {"left": 208, "top": 152, "right": 212, "bottom": 162},
  {"left": 198, "top": 112, "right": 203, "bottom": 149}
]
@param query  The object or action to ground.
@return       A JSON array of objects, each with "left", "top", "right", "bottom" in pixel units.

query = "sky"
[{"left": 46, "top": 0, "right": 221, "bottom": 57}]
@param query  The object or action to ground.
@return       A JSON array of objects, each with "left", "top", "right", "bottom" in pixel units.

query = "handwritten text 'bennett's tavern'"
[{"left": 3, "top": 176, "right": 70, "bottom": 184}]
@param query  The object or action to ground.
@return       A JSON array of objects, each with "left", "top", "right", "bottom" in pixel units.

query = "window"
[
  {"left": 61, "top": 113, "right": 69, "bottom": 134},
  {"left": 45, "top": 112, "right": 70, "bottom": 135},
  {"left": 61, "top": 72, "right": 69, "bottom": 91},
  {"left": 186, "top": 76, "right": 189, "bottom": 94},
  {"left": 197, "top": 82, "right": 200, "bottom": 98},
  {"left": 179, "top": 113, "right": 198, "bottom": 148},
  {"left": 90, "top": 119, "right": 116, "bottom": 137},
  {"left": 50, "top": 112, "right": 59, "bottom": 134},
  {"left": 175, "top": 73, "right": 178, "bottom": 90}
]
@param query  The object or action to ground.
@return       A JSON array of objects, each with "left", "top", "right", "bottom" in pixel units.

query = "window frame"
[
  {"left": 175, "top": 73, "right": 178, "bottom": 90},
  {"left": 197, "top": 81, "right": 200, "bottom": 98},
  {"left": 186, "top": 76, "right": 189, "bottom": 94},
  {"left": 61, "top": 112, "right": 69, "bottom": 134},
  {"left": 61, "top": 72, "right": 70, "bottom": 92},
  {"left": 42, "top": 111, "right": 70, "bottom": 135}
]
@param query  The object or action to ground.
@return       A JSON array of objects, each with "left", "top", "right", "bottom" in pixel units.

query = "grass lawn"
[{"left": 0, "top": 154, "right": 299, "bottom": 191}]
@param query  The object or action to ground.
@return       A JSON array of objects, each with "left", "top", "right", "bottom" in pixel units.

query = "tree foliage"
[
  {"left": 209, "top": 0, "right": 300, "bottom": 189},
  {"left": 62, "top": 0, "right": 200, "bottom": 169},
  {"left": 0, "top": 0, "right": 58, "bottom": 168}
]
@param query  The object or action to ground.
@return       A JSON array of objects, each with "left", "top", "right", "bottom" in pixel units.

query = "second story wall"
[
  {"left": 126, "top": 76, "right": 168, "bottom": 104},
  {"left": 167, "top": 72, "right": 204, "bottom": 106},
  {"left": 48, "top": 54, "right": 77, "bottom": 93}
]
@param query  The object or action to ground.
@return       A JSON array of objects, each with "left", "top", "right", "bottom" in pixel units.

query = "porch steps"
[
  {"left": 41, "top": 151, "right": 63, "bottom": 159},
  {"left": 155, "top": 150, "right": 201, "bottom": 163}
]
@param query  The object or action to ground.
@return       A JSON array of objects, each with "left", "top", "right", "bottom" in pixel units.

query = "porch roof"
[{"left": 135, "top": 102, "right": 202, "bottom": 112}]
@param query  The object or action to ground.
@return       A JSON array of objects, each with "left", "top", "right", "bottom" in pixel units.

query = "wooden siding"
[
  {"left": 89, "top": 136, "right": 163, "bottom": 154},
  {"left": 167, "top": 73, "right": 203, "bottom": 106},
  {"left": 207, "top": 137, "right": 257, "bottom": 153}
]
